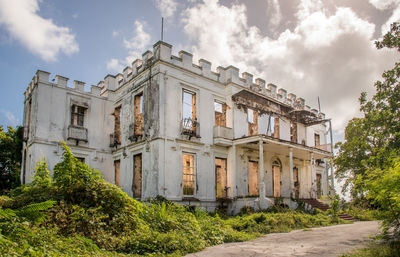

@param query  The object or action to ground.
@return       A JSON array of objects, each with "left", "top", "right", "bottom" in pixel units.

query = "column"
[
  {"left": 289, "top": 147, "right": 294, "bottom": 198},
  {"left": 330, "top": 157, "right": 335, "bottom": 196},
  {"left": 310, "top": 152, "right": 315, "bottom": 199},
  {"left": 232, "top": 144, "right": 237, "bottom": 197},
  {"left": 258, "top": 140, "right": 265, "bottom": 199}
]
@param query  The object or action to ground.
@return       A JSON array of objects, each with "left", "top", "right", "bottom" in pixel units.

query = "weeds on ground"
[{"left": 0, "top": 143, "right": 345, "bottom": 256}]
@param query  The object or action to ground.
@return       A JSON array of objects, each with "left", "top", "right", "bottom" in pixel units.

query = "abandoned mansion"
[{"left": 21, "top": 41, "right": 335, "bottom": 213}]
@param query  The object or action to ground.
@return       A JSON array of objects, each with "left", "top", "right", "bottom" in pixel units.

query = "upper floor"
[{"left": 23, "top": 41, "right": 331, "bottom": 154}]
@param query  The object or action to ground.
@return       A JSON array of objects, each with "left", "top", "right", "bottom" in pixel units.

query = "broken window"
[
  {"left": 290, "top": 122, "right": 297, "bottom": 143},
  {"left": 182, "top": 153, "right": 196, "bottom": 196},
  {"left": 132, "top": 154, "right": 142, "bottom": 198},
  {"left": 214, "top": 101, "right": 227, "bottom": 127},
  {"left": 248, "top": 160, "right": 259, "bottom": 196},
  {"left": 314, "top": 133, "right": 320, "bottom": 146},
  {"left": 215, "top": 157, "right": 227, "bottom": 198},
  {"left": 76, "top": 157, "right": 85, "bottom": 163},
  {"left": 273, "top": 117, "right": 280, "bottom": 139},
  {"left": 134, "top": 93, "right": 143, "bottom": 136},
  {"left": 182, "top": 90, "right": 197, "bottom": 134},
  {"left": 114, "top": 159, "right": 120, "bottom": 187},
  {"left": 113, "top": 106, "right": 121, "bottom": 144},
  {"left": 248, "top": 109, "right": 258, "bottom": 136},
  {"left": 71, "top": 105, "right": 85, "bottom": 127},
  {"left": 272, "top": 159, "right": 281, "bottom": 197}
]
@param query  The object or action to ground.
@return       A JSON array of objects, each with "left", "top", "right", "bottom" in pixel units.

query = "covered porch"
[{"left": 230, "top": 134, "right": 332, "bottom": 209}]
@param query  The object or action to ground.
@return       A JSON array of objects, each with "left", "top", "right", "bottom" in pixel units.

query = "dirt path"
[{"left": 186, "top": 221, "right": 380, "bottom": 257}]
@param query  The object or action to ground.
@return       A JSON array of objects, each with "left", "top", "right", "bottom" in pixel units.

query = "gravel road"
[{"left": 186, "top": 221, "right": 380, "bottom": 257}]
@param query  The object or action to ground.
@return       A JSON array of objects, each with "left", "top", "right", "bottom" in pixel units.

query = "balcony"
[
  {"left": 128, "top": 123, "right": 143, "bottom": 141},
  {"left": 181, "top": 118, "right": 200, "bottom": 139},
  {"left": 213, "top": 126, "right": 233, "bottom": 146},
  {"left": 67, "top": 125, "right": 88, "bottom": 142},
  {"left": 315, "top": 143, "right": 332, "bottom": 153},
  {"left": 22, "top": 126, "right": 28, "bottom": 142},
  {"left": 110, "top": 133, "right": 121, "bottom": 147}
]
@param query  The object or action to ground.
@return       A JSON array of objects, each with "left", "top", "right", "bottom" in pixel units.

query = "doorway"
[
  {"left": 316, "top": 173, "right": 322, "bottom": 199},
  {"left": 272, "top": 159, "right": 282, "bottom": 197},
  {"left": 215, "top": 158, "right": 227, "bottom": 198},
  {"left": 293, "top": 167, "right": 300, "bottom": 199},
  {"left": 248, "top": 160, "right": 259, "bottom": 196}
]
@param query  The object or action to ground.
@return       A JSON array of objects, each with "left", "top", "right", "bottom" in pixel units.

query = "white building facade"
[{"left": 22, "top": 41, "right": 334, "bottom": 213}]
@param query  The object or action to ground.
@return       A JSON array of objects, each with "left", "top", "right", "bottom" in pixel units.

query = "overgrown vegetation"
[
  {"left": 0, "top": 125, "right": 23, "bottom": 194},
  {"left": 334, "top": 22, "right": 400, "bottom": 255},
  {"left": 341, "top": 240, "right": 400, "bottom": 257},
  {"left": 0, "top": 142, "right": 344, "bottom": 256}
]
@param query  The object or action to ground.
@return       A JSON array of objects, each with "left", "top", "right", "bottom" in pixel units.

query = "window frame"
[
  {"left": 182, "top": 152, "right": 196, "bottom": 197},
  {"left": 71, "top": 104, "right": 86, "bottom": 127}
]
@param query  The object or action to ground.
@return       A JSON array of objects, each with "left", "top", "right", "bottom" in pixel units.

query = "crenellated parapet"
[
  {"left": 24, "top": 70, "right": 103, "bottom": 100},
  {"left": 94, "top": 41, "right": 326, "bottom": 118}
]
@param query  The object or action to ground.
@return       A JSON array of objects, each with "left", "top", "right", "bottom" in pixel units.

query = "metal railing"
[{"left": 181, "top": 118, "right": 200, "bottom": 138}]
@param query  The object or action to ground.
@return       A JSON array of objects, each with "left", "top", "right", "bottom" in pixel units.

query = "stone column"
[
  {"left": 232, "top": 144, "right": 237, "bottom": 198},
  {"left": 258, "top": 140, "right": 265, "bottom": 199},
  {"left": 310, "top": 152, "right": 315, "bottom": 199},
  {"left": 289, "top": 147, "right": 294, "bottom": 198}
]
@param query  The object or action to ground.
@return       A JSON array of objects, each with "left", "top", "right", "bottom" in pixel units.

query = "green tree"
[
  {"left": 334, "top": 23, "right": 400, "bottom": 199},
  {"left": 0, "top": 126, "right": 23, "bottom": 194}
]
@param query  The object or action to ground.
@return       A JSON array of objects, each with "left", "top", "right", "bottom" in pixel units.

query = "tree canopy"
[
  {"left": 334, "top": 23, "right": 400, "bottom": 199},
  {"left": 0, "top": 126, "right": 22, "bottom": 194}
]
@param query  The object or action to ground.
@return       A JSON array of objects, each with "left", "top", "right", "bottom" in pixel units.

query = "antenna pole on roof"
[
  {"left": 317, "top": 96, "right": 321, "bottom": 112},
  {"left": 161, "top": 17, "right": 164, "bottom": 41}
]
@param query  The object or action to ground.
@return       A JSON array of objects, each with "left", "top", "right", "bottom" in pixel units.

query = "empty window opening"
[
  {"left": 71, "top": 105, "right": 85, "bottom": 127},
  {"left": 132, "top": 154, "right": 142, "bottom": 198},
  {"left": 214, "top": 101, "right": 227, "bottom": 127},
  {"left": 314, "top": 133, "right": 320, "bottom": 146},
  {"left": 215, "top": 157, "right": 228, "bottom": 198},
  {"left": 293, "top": 167, "right": 300, "bottom": 199},
  {"left": 182, "top": 90, "right": 197, "bottom": 134},
  {"left": 248, "top": 160, "right": 259, "bottom": 196},
  {"left": 248, "top": 109, "right": 258, "bottom": 136},
  {"left": 114, "top": 106, "right": 121, "bottom": 144},
  {"left": 182, "top": 153, "right": 196, "bottom": 196},
  {"left": 290, "top": 122, "right": 297, "bottom": 143},
  {"left": 273, "top": 117, "right": 280, "bottom": 139},
  {"left": 272, "top": 159, "right": 281, "bottom": 197},
  {"left": 114, "top": 159, "right": 120, "bottom": 187},
  {"left": 76, "top": 157, "right": 85, "bottom": 163},
  {"left": 134, "top": 93, "right": 143, "bottom": 136}
]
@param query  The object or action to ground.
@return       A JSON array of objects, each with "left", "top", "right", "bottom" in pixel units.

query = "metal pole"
[
  {"left": 161, "top": 17, "right": 164, "bottom": 41},
  {"left": 329, "top": 119, "right": 335, "bottom": 195}
]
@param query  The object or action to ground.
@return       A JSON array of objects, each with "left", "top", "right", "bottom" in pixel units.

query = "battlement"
[
  {"left": 24, "top": 70, "right": 103, "bottom": 99},
  {"left": 105, "top": 41, "right": 325, "bottom": 119}
]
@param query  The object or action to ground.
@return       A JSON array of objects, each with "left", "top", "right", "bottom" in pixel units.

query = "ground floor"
[{"left": 22, "top": 135, "right": 333, "bottom": 214}]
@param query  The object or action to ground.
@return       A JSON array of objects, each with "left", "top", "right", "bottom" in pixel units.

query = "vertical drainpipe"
[{"left": 329, "top": 119, "right": 335, "bottom": 195}]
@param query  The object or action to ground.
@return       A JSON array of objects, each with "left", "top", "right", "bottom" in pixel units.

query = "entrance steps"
[{"left": 301, "top": 198, "right": 356, "bottom": 221}]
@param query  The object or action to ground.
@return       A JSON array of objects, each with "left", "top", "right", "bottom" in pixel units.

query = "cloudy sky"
[{"left": 0, "top": 0, "right": 399, "bottom": 144}]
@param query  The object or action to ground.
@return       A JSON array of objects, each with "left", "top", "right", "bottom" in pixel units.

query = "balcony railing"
[
  {"left": 315, "top": 143, "right": 332, "bottom": 152},
  {"left": 213, "top": 126, "right": 233, "bottom": 140},
  {"left": 181, "top": 118, "right": 200, "bottom": 138},
  {"left": 67, "top": 125, "right": 88, "bottom": 142}
]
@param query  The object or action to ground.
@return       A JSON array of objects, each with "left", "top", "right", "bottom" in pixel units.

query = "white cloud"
[
  {"left": 0, "top": 0, "right": 79, "bottom": 61},
  {"left": 154, "top": 0, "right": 178, "bottom": 18},
  {"left": 182, "top": 0, "right": 398, "bottom": 136},
  {"left": 368, "top": 0, "right": 400, "bottom": 35},
  {"left": 106, "top": 58, "right": 124, "bottom": 73},
  {"left": 106, "top": 20, "right": 152, "bottom": 72},
  {"left": 0, "top": 109, "right": 19, "bottom": 127},
  {"left": 266, "top": 0, "right": 283, "bottom": 33}
]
